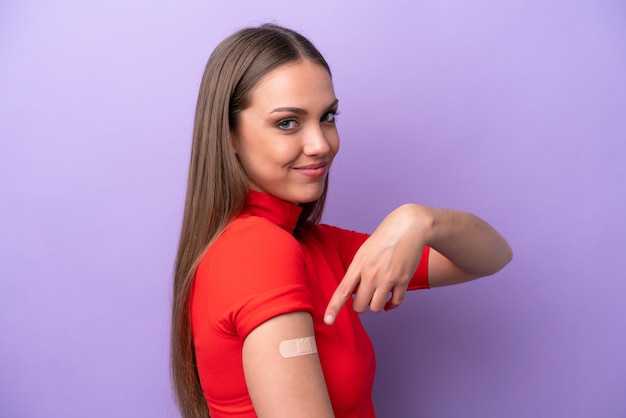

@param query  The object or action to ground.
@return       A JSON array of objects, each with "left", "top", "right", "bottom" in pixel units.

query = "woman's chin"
[{"left": 287, "top": 189, "right": 324, "bottom": 205}]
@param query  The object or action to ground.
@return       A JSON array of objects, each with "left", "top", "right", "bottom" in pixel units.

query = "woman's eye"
[
  {"left": 277, "top": 119, "right": 297, "bottom": 130},
  {"left": 321, "top": 111, "right": 337, "bottom": 123}
]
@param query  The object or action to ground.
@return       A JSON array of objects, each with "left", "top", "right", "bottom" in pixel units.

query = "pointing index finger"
[{"left": 324, "top": 264, "right": 361, "bottom": 325}]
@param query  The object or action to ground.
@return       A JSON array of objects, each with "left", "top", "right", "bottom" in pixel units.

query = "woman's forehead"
[{"left": 248, "top": 60, "right": 336, "bottom": 112}]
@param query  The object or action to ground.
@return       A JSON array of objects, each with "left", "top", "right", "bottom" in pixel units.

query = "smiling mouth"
[
  {"left": 293, "top": 162, "right": 329, "bottom": 178},
  {"left": 294, "top": 162, "right": 328, "bottom": 170}
]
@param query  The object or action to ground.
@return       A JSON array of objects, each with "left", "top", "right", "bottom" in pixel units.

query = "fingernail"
[{"left": 324, "top": 314, "right": 335, "bottom": 325}]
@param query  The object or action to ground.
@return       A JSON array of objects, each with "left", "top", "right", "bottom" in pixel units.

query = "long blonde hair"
[{"left": 171, "top": 24, "right": 332, "bottom": 418}]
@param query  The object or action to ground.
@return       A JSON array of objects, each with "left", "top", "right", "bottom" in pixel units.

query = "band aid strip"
[{"left": 279, "top": 336, "right": 318, "bottom": 358}]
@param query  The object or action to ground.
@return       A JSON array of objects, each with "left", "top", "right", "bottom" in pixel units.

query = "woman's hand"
[
  {"left": 323, "top": 205, "right": 426, "bottom": 325},
  {"left": 323, "top": 204, "right": 512, "bottom": 325}
]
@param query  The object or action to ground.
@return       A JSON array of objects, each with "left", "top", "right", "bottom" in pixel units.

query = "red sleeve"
[
  {"left": 192, "top": 218, "right": 314, "bottom": 340},
  {"left": 316, "top": 224, "right": 430, "bottom": 290}
]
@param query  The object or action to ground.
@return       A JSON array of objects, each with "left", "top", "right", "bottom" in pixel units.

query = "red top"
[{"left": 190, "top": 190, "right": 430, "bottom": 417}]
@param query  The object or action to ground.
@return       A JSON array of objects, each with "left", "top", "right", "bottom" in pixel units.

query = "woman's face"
[{"left": 232, "top": 59, "right": 339, "bottom": 204}]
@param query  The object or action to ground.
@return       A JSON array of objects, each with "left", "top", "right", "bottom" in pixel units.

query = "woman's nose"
[{"left": 303, "top": 126, "right": 331, "bottom": 156}]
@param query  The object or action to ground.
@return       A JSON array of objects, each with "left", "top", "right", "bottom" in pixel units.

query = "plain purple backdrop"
[{"left": 1, "top": 0, "right": 625, "bottom": 417}]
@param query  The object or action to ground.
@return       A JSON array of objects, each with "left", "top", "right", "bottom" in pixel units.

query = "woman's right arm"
[{"left": 242, "top": 312, "right": 335, "bottom": 418}]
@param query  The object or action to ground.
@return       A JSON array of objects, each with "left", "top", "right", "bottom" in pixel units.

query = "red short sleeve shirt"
[{"left": 190, "top": 191, "right": 429, "bottom": 417}]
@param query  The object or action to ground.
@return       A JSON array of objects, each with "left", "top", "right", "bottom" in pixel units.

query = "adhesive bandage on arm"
[{"left": 279, "top": 336, "right": 318, "bottom": 359}]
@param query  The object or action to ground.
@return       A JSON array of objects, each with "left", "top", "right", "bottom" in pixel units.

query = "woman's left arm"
[{"left": 324, "top": 204, "right": 513, "bottom": 325}]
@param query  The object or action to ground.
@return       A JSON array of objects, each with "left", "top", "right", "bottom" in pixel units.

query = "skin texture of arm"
[
  {"left": 324, "top": 204, "right": 513, "bottom": 324},
  {"left": 242, "top": 312, "right": 335, "bottom": 418}
]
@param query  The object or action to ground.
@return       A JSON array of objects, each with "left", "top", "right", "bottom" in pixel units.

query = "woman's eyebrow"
[
  {"left": 270, "top": 99, "right": 339, "bottom": 115},
  {"left": 270, "top": 107, "right": 307, "bottom": 115}
]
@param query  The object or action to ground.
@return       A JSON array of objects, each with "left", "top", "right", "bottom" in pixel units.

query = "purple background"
[{"left": 1, "top": 0, "right": 625, "bottom": 417}]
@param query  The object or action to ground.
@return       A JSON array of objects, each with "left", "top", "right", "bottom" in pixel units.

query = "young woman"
[{"left": 171, "top": 24, "right": 512, "bottom": 418}]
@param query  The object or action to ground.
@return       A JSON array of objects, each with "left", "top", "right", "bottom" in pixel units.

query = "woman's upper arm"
[{"left": 242, "top": 312, "right": 335, "bottom": 418}]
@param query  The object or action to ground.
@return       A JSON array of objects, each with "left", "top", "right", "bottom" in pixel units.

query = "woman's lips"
[{"left": 293, "top": 162, "right": 329, "bottom": 178}]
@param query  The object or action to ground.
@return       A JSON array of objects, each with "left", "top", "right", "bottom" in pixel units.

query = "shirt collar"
[{"left": 242, "top": 190, "right": 303, "bottom": 233}]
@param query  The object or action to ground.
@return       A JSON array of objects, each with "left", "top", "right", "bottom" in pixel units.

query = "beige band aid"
[{"left": 279, "top": 336, "right": 318, "bottom": 358}]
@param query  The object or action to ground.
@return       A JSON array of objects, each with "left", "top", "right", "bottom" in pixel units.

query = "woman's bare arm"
[
  {"left": 422, "top": 205, "right": 513, "bottom": 288},
  {"left": 242, "top": 312, "right": 335, "bottom": 418}
]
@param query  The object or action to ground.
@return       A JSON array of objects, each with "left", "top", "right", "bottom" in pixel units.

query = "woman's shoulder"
[{"left": 192, "top": 214, "right": 313, "bottom": 337}]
